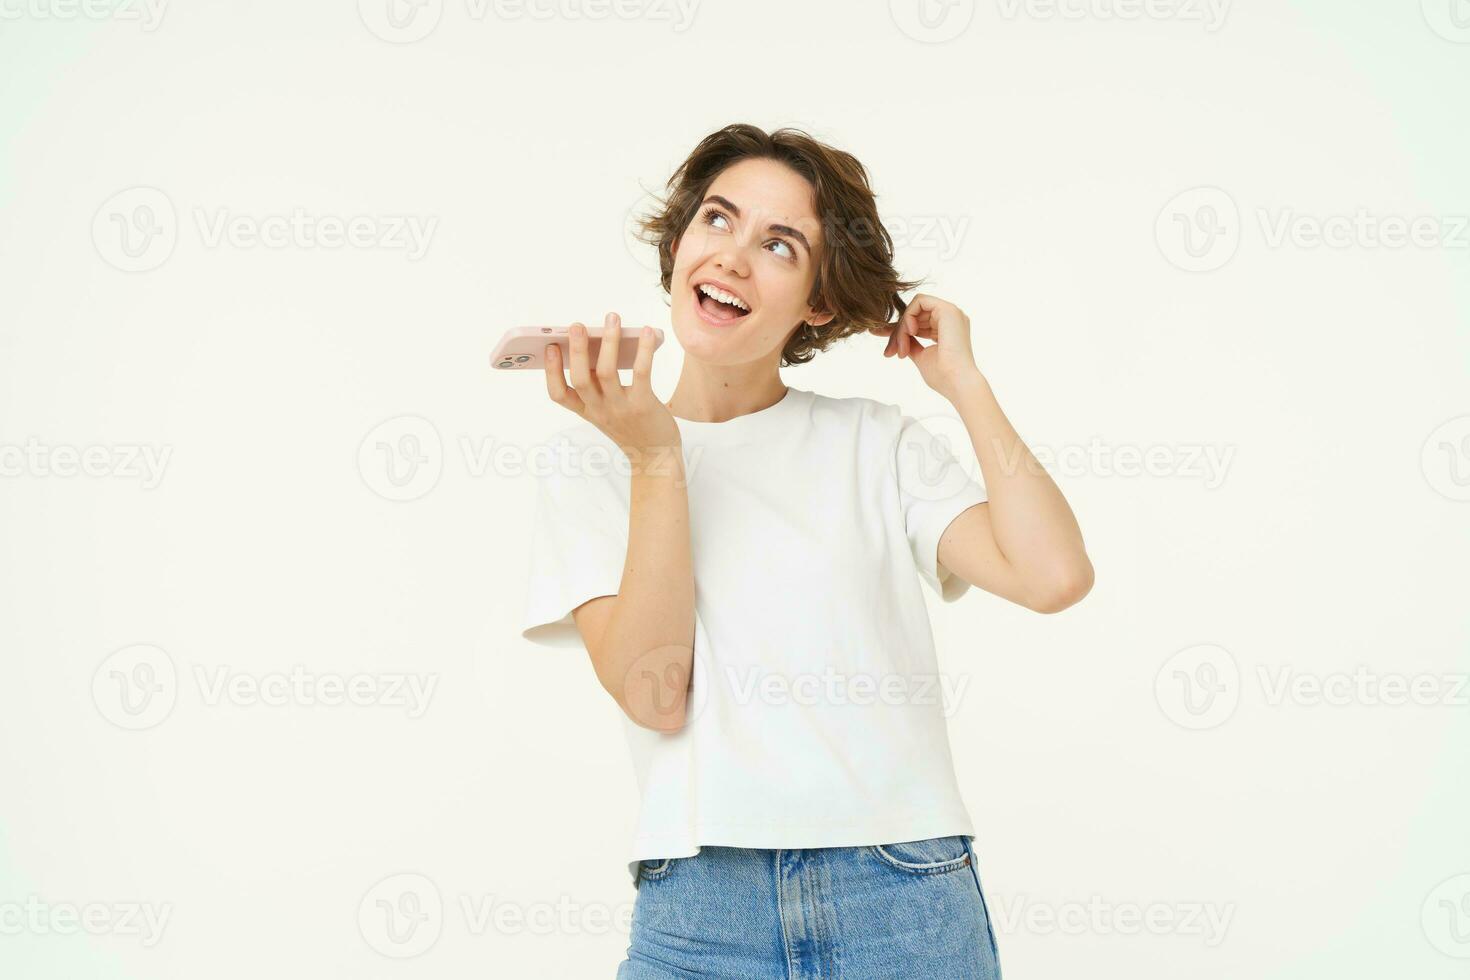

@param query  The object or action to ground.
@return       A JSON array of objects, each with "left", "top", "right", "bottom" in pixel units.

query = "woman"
[{"left": 520, "top": 123, "right": 1093, "bottom": 978}]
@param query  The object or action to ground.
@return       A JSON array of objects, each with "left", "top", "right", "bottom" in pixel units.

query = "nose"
[{"left": 711, "top": 238, "right": 752, "bottom": 279}]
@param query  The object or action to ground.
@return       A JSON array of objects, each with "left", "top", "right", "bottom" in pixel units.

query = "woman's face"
[{"left": 668, "top": 157, "right": 833, "bottom": 365}]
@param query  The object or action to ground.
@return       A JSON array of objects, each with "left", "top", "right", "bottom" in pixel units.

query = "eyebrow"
[{"left": 702, "top": 195, "right": 812, "bottom": 256}]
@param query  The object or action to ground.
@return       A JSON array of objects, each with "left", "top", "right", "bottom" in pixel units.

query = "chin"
[{"left": 670, "top": 306, "right": 760, "bottom": 363}]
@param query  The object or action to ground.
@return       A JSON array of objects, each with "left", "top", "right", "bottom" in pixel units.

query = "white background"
[{"left": 1, "top": 0, "right": 1467, "bottom": 976}]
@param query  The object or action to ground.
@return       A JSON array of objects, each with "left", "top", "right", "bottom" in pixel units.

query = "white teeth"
[{"left": 698, "top": 283, "right": 750, "bottom": 312}]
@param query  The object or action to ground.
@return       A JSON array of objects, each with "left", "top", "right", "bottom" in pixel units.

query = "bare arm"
[
  {"left": 879, "top": 295, "right": 1094, "bottom": 613},
  {"left": 572, "top": 465, "right": 696, "bottom": 732},
  {"left": 938, "top": 372, "right": 1093, "bottom": 613},
  {"left": 547, "top": 313, "right": 696, "bottom": 731}
]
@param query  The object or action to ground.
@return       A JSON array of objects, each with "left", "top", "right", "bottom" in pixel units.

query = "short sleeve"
[
  {"left": 895, "top": 413, "right": 988, "bottom": 602},
  {"left": 520, "top": 435, "right": 630, "bottom": 649}
]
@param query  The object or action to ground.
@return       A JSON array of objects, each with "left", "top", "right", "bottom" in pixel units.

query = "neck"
[{"left": 665, "top": 368, "right": 789, "bottom": 424}]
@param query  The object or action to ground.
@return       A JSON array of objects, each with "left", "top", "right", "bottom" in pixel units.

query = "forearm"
[
  {"left": 951, "top": 373, "right": 1093, "bottom": 598},
  {"left": 596, "top": 453, "right": 697, "bottom": 731}
]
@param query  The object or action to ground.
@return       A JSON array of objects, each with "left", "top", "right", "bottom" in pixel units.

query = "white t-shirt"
[{"left": 519, "top": 385, "right": 988, "bottom": 886}]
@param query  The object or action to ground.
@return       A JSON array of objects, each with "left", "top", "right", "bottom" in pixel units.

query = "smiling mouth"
[{"left": 693, "top": 282, "right": 752, "bottom": 324}]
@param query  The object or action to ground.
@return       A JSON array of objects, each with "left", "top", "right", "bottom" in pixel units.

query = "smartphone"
[{"left": 491, "top": 325, "right": 665, "bottom": 372}]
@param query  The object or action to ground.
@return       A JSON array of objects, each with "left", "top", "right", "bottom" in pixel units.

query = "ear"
[{"left": 806, "top": 308, "right": 835, "bottom": 328}]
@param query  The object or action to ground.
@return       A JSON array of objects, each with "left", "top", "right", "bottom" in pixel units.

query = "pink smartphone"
[{"left": 491, "top": 325, "right": 665, "bottom": 371}]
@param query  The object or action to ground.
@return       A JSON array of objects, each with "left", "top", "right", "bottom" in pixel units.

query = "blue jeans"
[{"left": 616, "top": 835, "right": 1002, "bottom": 979}]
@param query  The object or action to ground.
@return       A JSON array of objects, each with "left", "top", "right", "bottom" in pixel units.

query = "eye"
[
  {"left": 700, "top": 206, "right": 730, "bottom": 231},
  {"left": 767, "top": 239, "right": 796, "bottom": 261}
]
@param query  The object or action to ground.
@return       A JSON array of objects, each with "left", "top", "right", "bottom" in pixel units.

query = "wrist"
[{"left": 947, "top": 370, "right": 992, "bottom": 405}]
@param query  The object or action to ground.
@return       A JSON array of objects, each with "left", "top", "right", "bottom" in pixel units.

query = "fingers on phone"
[
  {"left": 596, "top": 312, "right": 620, "bottom": 380},
  {"left": 567, "top": 321, "right": 595, "bottom": 394},
  {"left": 632, "top": 325, "right": 654, "bottom": 386}
]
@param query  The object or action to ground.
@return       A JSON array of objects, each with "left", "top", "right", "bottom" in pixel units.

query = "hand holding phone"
[
  {"left": 506, "top": 314, "right": 681, "bottom": 459},
  {"left": 491, "top": 323, "right": 665, "bottom": 371}
]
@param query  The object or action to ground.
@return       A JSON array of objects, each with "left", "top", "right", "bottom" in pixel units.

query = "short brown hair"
[{"left": 633, "top": 123, "right": 920, "bottom": 366}]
